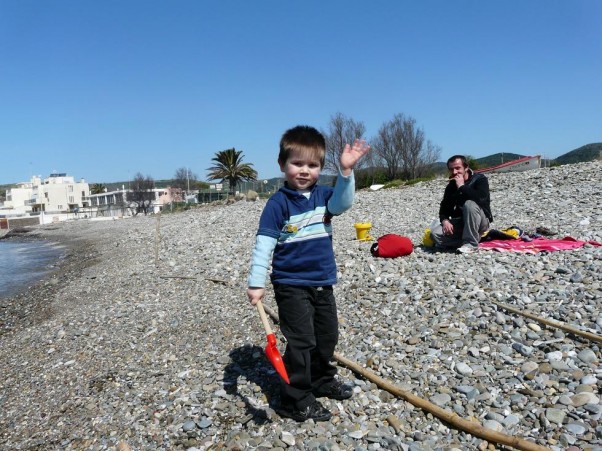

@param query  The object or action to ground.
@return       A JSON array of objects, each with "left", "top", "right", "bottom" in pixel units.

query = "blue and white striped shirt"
[{"left": 248, "top": 172, "right": 354, "bottom": 287}]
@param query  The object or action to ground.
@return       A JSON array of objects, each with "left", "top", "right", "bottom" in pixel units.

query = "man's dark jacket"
[{"left": 439, "top": 170, "right": 493, "bottom": 223}]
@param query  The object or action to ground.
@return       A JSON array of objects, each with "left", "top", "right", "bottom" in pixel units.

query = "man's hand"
[
  {"left": 442, "top": 219, "right": 454, "bottom": 235},
  {"left": 450, "top": 173, "right": 465, "bottom": 188},
  {"left": 340, "top": 139, "right": 370, "bottom": 176},
  {"left": 247, "top": 287, "right": 265, "bottom": 306}
]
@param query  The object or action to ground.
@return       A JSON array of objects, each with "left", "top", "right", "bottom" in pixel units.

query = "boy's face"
[{"left": 279, "top": 149, "right": 322, "bottom": 190}]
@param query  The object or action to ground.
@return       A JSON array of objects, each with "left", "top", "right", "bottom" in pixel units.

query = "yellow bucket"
[
  {"left": 354, "top": 222, "right": 373, "bottom": 241},
  {"left": 422, "top": 228, "right": 434, "bottom": 247}
]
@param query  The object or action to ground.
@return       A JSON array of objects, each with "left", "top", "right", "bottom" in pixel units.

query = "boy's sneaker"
[
  {"left": 457, "top": 243, "right": 478, "bottom": 254},
  {"left": 313, "top": 379, "right": 353, "bottom": 400},
  {"left": 276, "top": 400, "right": 332, "bottom": 422}
]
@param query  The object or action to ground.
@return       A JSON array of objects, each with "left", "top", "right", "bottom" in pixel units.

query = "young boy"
[{"left": 247, "top": 125, "right": 370, "bottom": 422}]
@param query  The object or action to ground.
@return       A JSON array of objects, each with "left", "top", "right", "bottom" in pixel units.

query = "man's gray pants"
[{"left": 430, "top": 200, "right": 490, "bottom": 249}]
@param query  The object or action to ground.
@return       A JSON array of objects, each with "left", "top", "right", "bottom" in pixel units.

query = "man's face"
[{"left": 448, "top": 158, "right": 468, "bottom": 180}]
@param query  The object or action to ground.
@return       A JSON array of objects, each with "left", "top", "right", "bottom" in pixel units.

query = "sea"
[{"left": 0, "top": 240, "right": 66, "bottom": 299}]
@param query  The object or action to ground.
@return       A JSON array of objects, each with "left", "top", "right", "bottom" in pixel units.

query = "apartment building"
[{"left": 4, "top": 173, "right": 90, "bottom": 214}]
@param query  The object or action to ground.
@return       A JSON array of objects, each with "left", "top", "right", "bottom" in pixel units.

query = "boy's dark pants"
[{"left": 273, "top": 283, "right": 338, "bottom": 410}]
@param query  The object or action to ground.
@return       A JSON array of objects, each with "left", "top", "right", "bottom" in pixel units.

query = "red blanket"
[{"left": 479, "top": 236, "right": 602, "bottom": 253}]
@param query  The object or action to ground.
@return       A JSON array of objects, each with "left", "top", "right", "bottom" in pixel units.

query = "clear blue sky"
[{"left": 1, "top": 0, "right": 600, "bottom": 185}]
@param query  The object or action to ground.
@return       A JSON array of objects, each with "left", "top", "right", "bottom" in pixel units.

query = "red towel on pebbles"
[{"left": 478, "top": 236, "right": 601, "bottom": 254}]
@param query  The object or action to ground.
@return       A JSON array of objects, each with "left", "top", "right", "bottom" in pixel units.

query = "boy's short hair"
[
  {"left": 447, "top": 155, "right": 468, "bottom": 169},
  {"left": 279, "top": 125, "right": 326, "bottom": 168}
]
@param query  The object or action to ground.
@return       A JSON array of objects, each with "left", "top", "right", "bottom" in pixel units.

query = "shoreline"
[{"left": 0, "top": 225, "right": 99, "bottom": 335}]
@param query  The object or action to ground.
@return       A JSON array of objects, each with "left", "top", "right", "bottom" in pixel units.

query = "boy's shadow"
[{"left": 223, "top": 344, "right": 283, "bottom": 425}]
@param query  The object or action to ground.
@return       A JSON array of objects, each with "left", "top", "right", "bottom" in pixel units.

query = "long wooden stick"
[
  {"left": 261, "top": 303, "right": 549, "bottom": 451},
  {"left": 492, "top": 301, "right": 602, "bottom": 345},
  {"left": 334, "top": 353, "right": 548, "bottom": 451},
  {"left": 154, "top": 212, "right": 161, "bottom": 267}
]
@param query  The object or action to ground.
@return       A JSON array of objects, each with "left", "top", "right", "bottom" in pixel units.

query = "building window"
[
  {"left": 58, "top": 205, "right": 63, "bottom": 210},
  {"left": 68, "top": 185, "right": 74, "bottom": 192},
  {"left": 69, "top": 196, "right": 74, "bottom": 203}
]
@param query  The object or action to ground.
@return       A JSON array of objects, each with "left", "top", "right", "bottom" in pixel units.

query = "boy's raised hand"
[{"left": 340, "top": 139, "right": 370, "bottom": 176}]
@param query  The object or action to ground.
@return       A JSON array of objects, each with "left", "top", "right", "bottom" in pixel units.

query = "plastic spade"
[{"left": 256, "top": 300, "right": 290, "bottom": 384}]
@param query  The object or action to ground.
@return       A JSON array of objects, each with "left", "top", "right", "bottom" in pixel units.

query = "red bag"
[{"left": 370, "top": 234, "right": 413, "bottom": 258}]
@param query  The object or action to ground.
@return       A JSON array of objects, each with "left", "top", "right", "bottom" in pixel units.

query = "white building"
[
  {"left": 4, "top": 173, "right": 90, "bottom": 214},
  {"left": 87, "top": 186, "right": 183, "bottom": 216}
]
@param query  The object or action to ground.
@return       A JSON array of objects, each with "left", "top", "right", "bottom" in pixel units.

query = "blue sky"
[{"left": 1, "top": 0, "right": 600, "bottom": 184}]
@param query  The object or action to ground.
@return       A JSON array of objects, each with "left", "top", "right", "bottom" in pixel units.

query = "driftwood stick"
[
  {"left": 492, "top": 301, "right": 602, "bottom": 345},
  {"left": 159, "top": 276, "right": 198, "bottom": 280},
  {"left": 262, "top": 303, "right": 279, "bottom": 321},
  {"left": 334, "top": 353, "right": 548, "bottom": 451},
  {"left": 262, "top": 302, "right": 548, "bottom": 451},
  {"left": 205, "top": 277, "right": 229, "bottom": 285},
  {"left": 154, "top": 212, "right": 161, "bottom": 267}
]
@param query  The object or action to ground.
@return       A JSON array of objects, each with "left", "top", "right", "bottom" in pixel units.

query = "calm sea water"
[{"left": 0, "top": 240, "right": 66, "bottom": 299}]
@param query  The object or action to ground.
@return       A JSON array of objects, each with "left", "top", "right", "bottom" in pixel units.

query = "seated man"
[{"left": 430, "top": 155, "right": 493, "bottom": 253}]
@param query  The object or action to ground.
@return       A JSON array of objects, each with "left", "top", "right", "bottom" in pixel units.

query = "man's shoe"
[
  {"left": 536, "top": 226, "right": 557, "bottom": 236},
  {"left": 457, "top": 243, "right": 478, "bottom": 254},
  {"left": 314, "top": 379, "right": 353, "bottom": 400},
  {"left": 276, "top": 400, "right": 332, "bottom": 422}
]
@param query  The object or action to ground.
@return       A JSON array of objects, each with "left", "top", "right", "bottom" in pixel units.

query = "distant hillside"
[
  {"left": 88, "top": 143, "right": 601, "bottom": 190},
  {"left": 475, "top": 153, "right": 525, "bottom": 168},
  {"left": 553, "top": 143, "right": 601, "bottom": 165},
  {"left": 427, "top": 143, "right": 601, "bottom": 174}
]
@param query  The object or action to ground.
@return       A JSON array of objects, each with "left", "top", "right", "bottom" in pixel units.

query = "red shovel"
[{"left": 256, "top": 300, "right": 290, "bottom": 384}]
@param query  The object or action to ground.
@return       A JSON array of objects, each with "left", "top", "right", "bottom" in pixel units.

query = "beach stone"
[
  {"left": 502, "top": 414, "right": 521, "bottom": 428},
  {"left": 521, "top": 361, "right": 539, "bottom": 375},
  {"left": 281, "top": 431, "right": 295, "bottom": 446},
  {"left": 551, "top": 360, "right": 571, "bottom": 371},
  {"left": 572, "top": 393, "right": 600, "bottom": 406},
  {"left": 539, "top": 363, "right": 553, "bottom": 374},
  {"left": 566, "top": 423, "right": 587, "bottom": 435},
  {"left": 182, "top": 420, "right": 196, "bottom": 432},
  {"left": 527, "top": 323, "right": 541, "bottom": 332},
  {"left": 576, "top": 349, "right": 598, "bottom": 364},
  {"left": 483, "top": 420, "right": 504, "bottom": 432},
  {"left": 546, "top": 409, "right": 567, "bottom": 425},
  {"left": 581, "top": 374, "right": 598, "bottom": 385},
  {"left": 512, "top": 342, "right": 533, "bottom": 356},
  {"left": 455, "top": 362, "right": 473, "bottom": 376},
  {"left": 430, "top": 393, "right": 451, "bottom": 407}
]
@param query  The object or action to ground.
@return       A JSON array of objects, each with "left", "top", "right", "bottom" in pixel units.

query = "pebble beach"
[{"left": 1, "top": 160, "right": 601, "bottom": 451}]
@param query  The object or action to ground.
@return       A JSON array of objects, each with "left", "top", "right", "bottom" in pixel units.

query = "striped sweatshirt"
[{"left": 248, "top": 172, "right": 354, "bottom": 288}]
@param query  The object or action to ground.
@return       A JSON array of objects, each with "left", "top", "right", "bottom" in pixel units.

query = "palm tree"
[
  {"left": 90, "top": 183, "right": 107, "bottom": 194},
  {"left": 207, "top": 148, "right": 258, "bottom": 196}
]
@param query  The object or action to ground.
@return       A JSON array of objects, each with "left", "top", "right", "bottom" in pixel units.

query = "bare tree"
[
  {"left": 371, "top": 113, "right": 440, "bottom": 180},
  {"left": 371, "top": 115, "right": 405, "bottom": 180},
  {"left": 172, "top": 167, "right": 198, "bottom": 193},
  {"left": 416, "top": 140, "right": 442, "bottom": 177},
  {"left": 322, "top": 112, "right": 366, "bottom": 174},
  {"left": 126, "top": 172, "right": 155, "bottom": 215},
  {"left": 400, "top": 116, "right": 424, "bottom": 179}
]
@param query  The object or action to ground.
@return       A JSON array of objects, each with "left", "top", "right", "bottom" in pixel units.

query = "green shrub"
[{"left": 355, "top": 168, "right": 389, "bottom": 190}]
